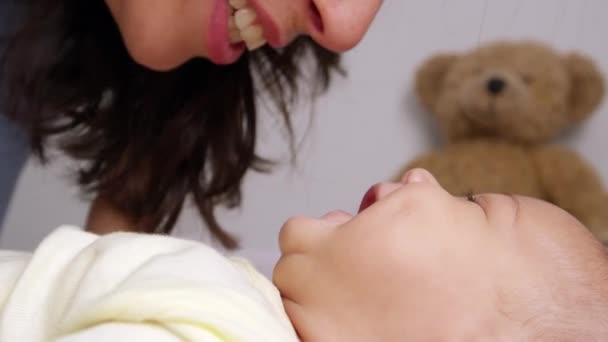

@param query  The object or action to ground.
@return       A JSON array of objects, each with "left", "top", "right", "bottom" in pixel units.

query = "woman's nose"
[{"left": 308, "top": 0, "right": 382, "bottom": 52}]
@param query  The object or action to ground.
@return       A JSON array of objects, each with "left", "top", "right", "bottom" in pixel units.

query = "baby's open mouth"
[
  {"left": 228, "top": 0, "right": 266, "bottom": 50},
  {"left": 358, "top": 186, "right": 378, "bottom": 213}
]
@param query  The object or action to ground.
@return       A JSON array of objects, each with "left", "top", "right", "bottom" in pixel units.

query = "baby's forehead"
[
  {"left": 512, "top": 195, "right": 580, "bottom": 228},
  {"left": 499, "top": 198, "right": 608, "bottom": 309},
  {"left": 511, "top": 195, "right": 607, "bottom": 271}
]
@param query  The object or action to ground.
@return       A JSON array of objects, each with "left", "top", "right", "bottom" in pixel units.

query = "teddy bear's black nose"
[{"left": 487, "top": 78, "right": 506, "bottom": 95}]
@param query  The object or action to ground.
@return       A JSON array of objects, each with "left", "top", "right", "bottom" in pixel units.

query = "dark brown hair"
[{"left": 0, "top": 0, "right": 343, "bottom": 249}]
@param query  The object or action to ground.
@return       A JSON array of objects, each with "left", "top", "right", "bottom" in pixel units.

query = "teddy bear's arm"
[{"left": 532, "top": 145, "right": 608, "bottom": 241}]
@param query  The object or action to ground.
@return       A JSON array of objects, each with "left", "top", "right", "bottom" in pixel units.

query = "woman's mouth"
[
  {"left": 209, "top": 0, "right": 276, "bottom": 64},
  {"left": 228, "top": 0, "right": 267, "bottom": 50}
]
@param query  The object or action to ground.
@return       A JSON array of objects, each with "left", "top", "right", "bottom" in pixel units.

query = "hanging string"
[
  {"left": 575, "top": 0, "right": 590, "bottom": 49},
  {"left": 502, "top": 0, "right": 524, "bottom": 37},
  {"left": 478, "top": 0, "right": 489, "bottom": 44},
  {"left": 550, "top": 0, "right": 566, "bottom": 43}
]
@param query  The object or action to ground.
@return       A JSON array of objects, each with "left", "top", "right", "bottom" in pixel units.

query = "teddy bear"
[{"left": 398, "top": 40, "right": 608, "bottom": 242}]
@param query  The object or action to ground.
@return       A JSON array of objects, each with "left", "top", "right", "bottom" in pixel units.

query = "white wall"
[{"left": 2, "top": 0, "right": 608, "bottom": 278}]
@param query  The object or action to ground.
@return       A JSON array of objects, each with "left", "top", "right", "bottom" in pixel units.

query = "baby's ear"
[
  {"left": 415, "top": 54, "right": 459, "bottom": 111},
  {"left": 564, "top": 53, "right": 605, "bottom": 123}
]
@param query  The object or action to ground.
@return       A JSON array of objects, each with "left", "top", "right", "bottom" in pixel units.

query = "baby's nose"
[
  {"left": 359, "top": 169, "right": 440, "bottom": 213},
  {"left": 400, "top": 168, "right": 440, "bottom": 185}
]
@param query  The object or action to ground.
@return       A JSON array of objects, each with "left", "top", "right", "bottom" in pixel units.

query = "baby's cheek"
[
  {"left": 321, "top": 235, "right": 402, "bottom": 287},
  {"left": 272, "top": 254, "right": 317, "bottom": 304}
]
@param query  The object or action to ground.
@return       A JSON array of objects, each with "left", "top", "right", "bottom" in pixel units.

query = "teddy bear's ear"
[
  {"left": 564, "top": 53, "right": 605, "bottom": 123},
  {"left": 415, "top": 54, "right": 459, "bottom": 111}
]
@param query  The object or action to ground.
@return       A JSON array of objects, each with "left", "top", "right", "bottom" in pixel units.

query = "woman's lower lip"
[{"left": 208, "top": 0, "right": 245, "bottom": 65}]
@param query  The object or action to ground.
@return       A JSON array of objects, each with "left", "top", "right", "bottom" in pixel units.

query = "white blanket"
[{"left": 0, "top": 227, "right": 299, "bottom": 342}]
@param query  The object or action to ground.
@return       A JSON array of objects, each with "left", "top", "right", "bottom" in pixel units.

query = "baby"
[
  {"left": 0, "top": 168, "right": 607, "bottom": 341},
  {"left": 275, "top": 168, "right": 608, "bottom": 341}
]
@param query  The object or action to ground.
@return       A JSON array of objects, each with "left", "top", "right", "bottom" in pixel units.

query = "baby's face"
[{"left": 273, "top": 169, "right": 608, "bottom": 341}]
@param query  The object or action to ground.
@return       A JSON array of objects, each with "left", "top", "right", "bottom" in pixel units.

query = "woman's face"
[{"left": 104, "top": 0, "right": 383, "bottom": 70}]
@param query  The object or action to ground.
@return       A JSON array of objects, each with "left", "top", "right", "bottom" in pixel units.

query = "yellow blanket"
[{"left": 0, "top": 227, "right": 298, "bottom": 342}]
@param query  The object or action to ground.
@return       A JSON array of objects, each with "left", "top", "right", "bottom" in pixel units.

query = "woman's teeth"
[{"left": 228, "top": 0, "right": 266, "bottom": 50}]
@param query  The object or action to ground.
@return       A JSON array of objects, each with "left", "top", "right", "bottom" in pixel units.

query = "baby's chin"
[{"left": 319, "top": 210, "right": 353, "bottom": 224}]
